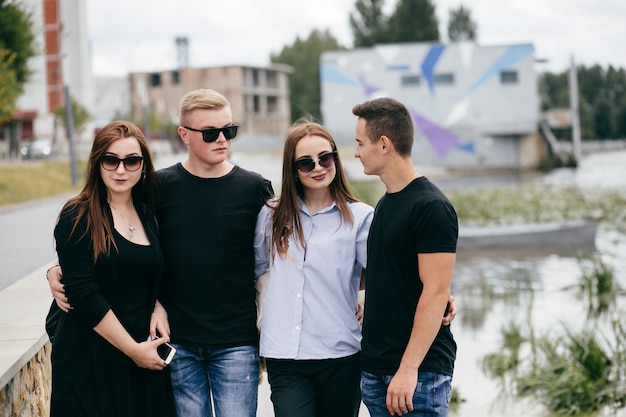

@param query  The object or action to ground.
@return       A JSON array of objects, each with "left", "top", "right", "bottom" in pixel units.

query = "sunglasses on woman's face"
[
  {"left": 183, "top": 125, "right": 238, "bottom": 143},
  {"left": 101, "top": 155, "right": 144, "bottom": 172},
  {"left": 293, "top": 151, "right": 337, "bottom": 173}
]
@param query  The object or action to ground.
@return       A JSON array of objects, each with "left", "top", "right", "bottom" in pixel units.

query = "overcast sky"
[{"left": 87, "top": 0, "right": 626, "bottom": 76}]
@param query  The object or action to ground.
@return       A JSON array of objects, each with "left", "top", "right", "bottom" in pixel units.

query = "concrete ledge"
[{"left": 0, "top": 264, "right": 54, "bottom": 389}]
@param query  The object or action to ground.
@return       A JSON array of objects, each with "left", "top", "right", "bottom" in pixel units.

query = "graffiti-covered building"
[{"left": 321, "top": 42, "right": 546, "bottom": 169}]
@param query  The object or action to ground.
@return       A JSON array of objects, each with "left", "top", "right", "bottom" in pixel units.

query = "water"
[
  {"left": 156, "top": 147, "right": 626, "bottom": 417},
  {"left": 446, "top": 150, "right": 626, "bottom": 417}
]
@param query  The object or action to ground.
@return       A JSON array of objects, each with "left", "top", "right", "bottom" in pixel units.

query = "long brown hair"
[
  {"left": 272, "top": 117, "right": 359, "bottom": 257},
  {"left": 60, "top": 120, "right": 159, "bottom": 262}
]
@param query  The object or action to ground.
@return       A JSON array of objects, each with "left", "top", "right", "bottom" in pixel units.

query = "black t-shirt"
[
  {"left": 156, "top": 163, "right": 274, "bottom": 347},
  {"left": 361, "top": 176, "right": 458, "bottom": 376}
]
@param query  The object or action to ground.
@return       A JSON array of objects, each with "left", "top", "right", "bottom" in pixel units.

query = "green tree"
[
  {"left": 0, "top": 0, "right": 38, "bottom": 158},
  {"left": 592, "top": 98, "right": 614, "bottom": 139},
  {"left": 350, "top": 0, "right": 389, "bottom": 47},
  {"left": 578, "top": 65, "right": 605, "bottom": 108},
  {"left": 538, "top": 71, "right": 569, "bottom": 110},
  {"left": 617, "top": 106, "right": 626, "bottom": 138},
  {"left": 605, "top": 66, "right": 626, "bottom": 108},
  {"left": 0, "top": 0, "right": 38, "bottom": 123},
  {"left": 0, "top": 50, "right": 20, "bottom": 123},
  {"left": 0, "top": 0, "right": 37, "bottom": 86},
  {"left": 538, "top": 64, "right": 626, "bottom": 140},
  {"left": 387, "top": 0, "right": 440, "bottom": 43},
  {"left": 447, "top": 4, "right": 477, "bottom": 42},
  {"left": 271, "top": 29, "right": 345, "bottom": 122},
  {"left": 54, "top": 97, "right": 91, "bottom": 135}
]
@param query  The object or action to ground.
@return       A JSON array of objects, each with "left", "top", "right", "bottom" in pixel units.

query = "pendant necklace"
[{"left": 110, "top": 204, "right": 135, "bottom": 238}]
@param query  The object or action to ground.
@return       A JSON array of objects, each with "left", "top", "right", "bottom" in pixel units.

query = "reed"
[{"left": 480, "top": 257, "right": 625, "bottom": 416}]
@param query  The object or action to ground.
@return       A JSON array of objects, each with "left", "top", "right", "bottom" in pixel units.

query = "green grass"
[
  {"left": 350, "top": 180, "right": 626, "bottom": 234},
  {"left": 350, "top": 179, "right": 384, "bottom": 207},
  {"left": 447, "top": 185, "right": 626, "bottom": 233},
  {"left": 0, "top": 160, "right": 86, "bottom": 207},
  {"left": 480, "top": 257, "right": 626, "bottom": 416}
]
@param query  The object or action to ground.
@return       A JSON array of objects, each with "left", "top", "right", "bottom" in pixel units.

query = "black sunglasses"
[
  {"left": 101, "top": 155, "right": 144, "bottom": 172},
  {"left": 183, "top": 124, "right": 238, "bottom": 143},
  {"left": 293, "top": 152, "right": 338, "bottom": 173}
]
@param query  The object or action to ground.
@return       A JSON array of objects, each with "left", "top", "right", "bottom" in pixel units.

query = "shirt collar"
[{"left": 297, "top": 196, "right": 337, "bottom": 216}]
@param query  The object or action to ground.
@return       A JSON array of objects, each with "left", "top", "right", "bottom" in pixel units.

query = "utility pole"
[
  {"left": 62, "top": 26, "right": 78, "bottom": 185},
  {"left": 64, "top": 86, "right": 78, "bottom": 185},
  {"left": 569, "top": 55, "right": 582, "bottom": 167}
]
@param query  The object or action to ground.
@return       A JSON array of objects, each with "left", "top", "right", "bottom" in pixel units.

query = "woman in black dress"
[{"left": 48, "top": 121, "right": 175, "bottom": 416}]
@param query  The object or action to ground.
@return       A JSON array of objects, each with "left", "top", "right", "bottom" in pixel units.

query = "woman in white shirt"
[{"left": 254, "top": 118, "right": 373, "bottom": 417}]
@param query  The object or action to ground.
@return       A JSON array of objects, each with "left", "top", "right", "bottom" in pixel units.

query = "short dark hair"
[{"left": 352, "top": 97, "right": 414, "bottom": 157}]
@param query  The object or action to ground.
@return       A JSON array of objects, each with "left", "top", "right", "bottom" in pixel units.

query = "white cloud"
[{"left": 88, "top": 0, "right": 626, "bottom": 75}]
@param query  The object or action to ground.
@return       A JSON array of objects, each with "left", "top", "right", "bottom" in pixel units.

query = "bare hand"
[
  {"left": 149, "top": 301, "right": 171, "bottom": 340},
  {"left": 131, "top": 337, "right": 171, "bottom": 370},
  {"left": 355, "top": 303, "right": 364, "bottom": 326},
  {"left": 386, "top": 367, "right": 417, "bottom": 415},
  {"left": 442, "top": 295, "right": 457, "bottom": 326},
  {"left": 47, "top": 265, "right": 71, "bottom": 312}
]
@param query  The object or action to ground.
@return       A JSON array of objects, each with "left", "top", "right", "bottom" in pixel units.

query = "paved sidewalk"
[
  {"left": 0, "top": 263, "right": 53, "bottom": 389},
  {"left": 0, "top": 194, "right": 69, "bottom": 291}
]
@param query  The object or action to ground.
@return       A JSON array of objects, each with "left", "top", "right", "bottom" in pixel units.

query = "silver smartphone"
[{"left": 147, "top": 336, "right": 176, "bottom": 364}]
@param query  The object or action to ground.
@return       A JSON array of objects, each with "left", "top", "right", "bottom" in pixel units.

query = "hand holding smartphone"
[{"left": 147, "top": 336, "right": 176, "bottom": 364}]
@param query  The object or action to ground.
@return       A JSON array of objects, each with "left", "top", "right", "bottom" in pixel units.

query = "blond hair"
[{"left": 179, "top": 89, "right": 230, "bottom": 126}]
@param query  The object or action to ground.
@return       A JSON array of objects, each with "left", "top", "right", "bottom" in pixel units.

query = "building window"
[
  {"left": 150, "top": 73, "right": 161, "bottom": 87},
  {"left": 268, "top": 96, "right": 278, "bottom": 113},
  {"left": 267, "top": 71, "right": 278, "bottom": 89},
  {"left": 401, "top": 75, "right": 421, "bottom": 86},
  {"left": 171, "top": 70, "right": 180, "bottom": 85},
  {"left": 500, "top": 70, "right": 518, "bottom": 84},
  {"left": 253, "top": 95, "right": 260, "bottom": 113},
  {"left": 433, "top": 73, "right": 454, "bottom": 85},
  {"left": 388, "top": 65, "right": 410, "bottom": 71}
]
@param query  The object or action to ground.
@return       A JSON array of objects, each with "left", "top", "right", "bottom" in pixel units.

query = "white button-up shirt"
[{"left": 254, "top": 199, "right": 374, "bottom": 360}]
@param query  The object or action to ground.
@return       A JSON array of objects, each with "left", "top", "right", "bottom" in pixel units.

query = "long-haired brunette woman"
[
  {"left": 48, "top": 121, "right": 175, "bottom": 416},
  {"left": 254, "top": 118, "right": 374, "bottom": 417}
]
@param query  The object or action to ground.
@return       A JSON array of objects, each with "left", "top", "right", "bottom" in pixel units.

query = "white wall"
[{"left": 321, "top": 41, "right": 540, "bottom": 169}]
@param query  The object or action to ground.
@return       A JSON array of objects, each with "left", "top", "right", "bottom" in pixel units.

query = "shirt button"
[
  {"left": 295, "top": 325, "right": 301, "bottom": 330},
  {"left": 296, "top": 293, "right": 302, "bottom": 298}
]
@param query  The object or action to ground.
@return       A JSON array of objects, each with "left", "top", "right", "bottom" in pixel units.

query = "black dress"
[{"left": 49, "top": 205, "right": 175, "bottom": 417}]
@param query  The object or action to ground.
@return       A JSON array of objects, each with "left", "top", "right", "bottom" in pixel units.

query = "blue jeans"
[
  {"left": 169, "top": 344, "right": 259, "bottom": 417},
  {"left": 361, "top": 371, "right": 452, "bottom": 417}
]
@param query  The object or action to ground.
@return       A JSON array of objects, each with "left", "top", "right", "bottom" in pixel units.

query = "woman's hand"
[
  {"left": 130, "top": 337, "right": 171, "bottom": 370},
  {"left": 356, "top": 303, "right": 364, "bottom": 326},
  {"left": 442, "top": 295, "right": 457, "bottom": 326}
]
